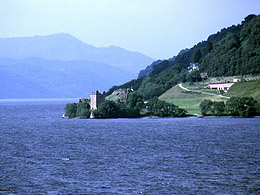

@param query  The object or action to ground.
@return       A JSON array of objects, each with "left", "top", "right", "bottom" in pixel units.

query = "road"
[{"left": 178, "top": 83, "right": 230, "bottom": 99}]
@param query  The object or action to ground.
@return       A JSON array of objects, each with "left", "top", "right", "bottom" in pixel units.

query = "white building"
[{"left": 207, "top": 83, "right": 234, "bottom": 92}]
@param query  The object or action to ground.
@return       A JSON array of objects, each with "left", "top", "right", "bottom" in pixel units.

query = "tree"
[
  {"left": 93, "top": 100, "right": 120, "bottom": 118},
  {"left": 93, "top": 100, "right": 141, "bottom": 118},
  {"left": 243, "top": 14, "right": 256, "bottom": 24},
  {"left": 126, "top": 91, "right": 144, "bottom": 111},
  {"left": 65, "top": 103, "right": 77, "bottom": 118},
  {"left": 186, "top": 70, "right": 202, "bottom": 83},
  {"left": 226, "top": 97, "right": 259, "bottom": 117},
  {"left": 76, "top": 101, "right": 91, "bottom": 118},
  {"left": 192, "top": 49, "right": 202, "bottom": 63},
  {"left": 147, "top": 98, "right": 187, "bottom": 117},
  {"left": 205, "top": 41, "right": 213, "bottom": 54},
  {"left": 199, "top": 100, "right": 213, "bottom": 116},
  {"left": 211, "top": 101, "right": 225, "bottom": 116}
]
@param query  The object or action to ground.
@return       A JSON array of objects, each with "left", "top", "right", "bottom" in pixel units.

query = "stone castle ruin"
[{"left": 90, "top": 90, "right": 106, "bottom": 110}]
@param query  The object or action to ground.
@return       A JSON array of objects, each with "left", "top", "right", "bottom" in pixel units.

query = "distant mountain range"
[
  {"left": 0, "top": 33, "right": 154, "bottom": 98},
  {"left": 0, "top": 33, "right": 153, "bottom": 74}
]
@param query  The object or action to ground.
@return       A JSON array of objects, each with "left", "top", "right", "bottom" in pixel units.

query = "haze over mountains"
[{"left": 0, "top": 33, "right": 154, "bottom": 98}]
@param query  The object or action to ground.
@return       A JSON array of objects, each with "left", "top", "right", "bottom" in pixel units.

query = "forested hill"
[{"left": 107, "top": 14, "right": 260, "bottom": 99}]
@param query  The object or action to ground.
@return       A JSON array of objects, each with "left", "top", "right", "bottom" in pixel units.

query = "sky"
[{"left": 0, "top": 0, "right": 259, "bottom": 59}]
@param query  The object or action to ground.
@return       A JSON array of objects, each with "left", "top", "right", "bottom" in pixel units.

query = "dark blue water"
[{"left": 0, "top": 100, "right": 260, "bottom": 194}]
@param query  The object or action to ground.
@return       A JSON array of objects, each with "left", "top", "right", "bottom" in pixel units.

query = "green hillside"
[
  {"left": 159, "top": 85, "right": 227, "bottom": 114},
  {"left": 106, "top": 94, "right": 119, "bottom": 101},
  {"left": 106, "top": 14, "right": 260, "bottom": 116},
  {"left": 226, "top": 80, "right": 260, "bottom": 103},
  {"left": 159, "top": 84, "right": 207, "bottom": 99},
  {"left": 107, "top": 14, "right": 260, "bottom": 101}
]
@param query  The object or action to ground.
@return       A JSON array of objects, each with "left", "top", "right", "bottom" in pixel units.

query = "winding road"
[{"left": 178, "top": 83, "right": 230, "bottom": 99}]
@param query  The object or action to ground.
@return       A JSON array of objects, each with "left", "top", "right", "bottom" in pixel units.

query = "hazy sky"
[{"left": 0, "top": 0, "right": 259, "bottom": 59}]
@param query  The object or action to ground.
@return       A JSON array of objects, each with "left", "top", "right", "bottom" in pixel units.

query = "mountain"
[
  {"left": 0, "top": 68, "right": 59, "bottom": 99},
  {"left": 0, "top": 33, "right": 154, "bottom": 74},
  {"left": 0, "top": 58, "right": 135, "bottom": 98},
  {"left": 0, "top": 33, "right": 155, "bottom": 99},
  {"left": 107, "top": 14, "right": 260, "bottom": 99}
]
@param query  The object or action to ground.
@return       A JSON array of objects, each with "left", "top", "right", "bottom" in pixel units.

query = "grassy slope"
[
  {"left": 106, "top": 94, "right": 119, "bottom": 101},
  {"left": 159, "top": 84, "right": 207, "bottom": 99},
  {"left": 107, "top": 79, "right": 260, "bottom": 115},
  {"left": 226, "top": 80, "right": 260, "bottom": 103},
  {"left": 159, "top": 85, "right": 227, "bottom": 115}
]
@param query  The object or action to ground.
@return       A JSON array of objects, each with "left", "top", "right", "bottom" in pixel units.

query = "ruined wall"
[{"left": 90, "top": 90, "right": 105, "bottom": 110}]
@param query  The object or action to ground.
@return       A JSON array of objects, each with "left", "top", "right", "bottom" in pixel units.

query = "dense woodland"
[{"left": 107, "top": 14, "right": 260, "bottom": 100}]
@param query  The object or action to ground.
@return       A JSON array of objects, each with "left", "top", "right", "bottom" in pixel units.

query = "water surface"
[{"left": 0, "top": 100, "right": 260, "bottom": 194}]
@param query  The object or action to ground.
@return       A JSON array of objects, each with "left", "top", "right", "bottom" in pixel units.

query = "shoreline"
[{"left": 62, "top": 115, "right": 260, "bottom": 119}]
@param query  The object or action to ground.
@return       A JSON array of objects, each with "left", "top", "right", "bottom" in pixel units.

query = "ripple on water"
[{"left": 0, "top": 102, "right": 260, "bottom": 194}]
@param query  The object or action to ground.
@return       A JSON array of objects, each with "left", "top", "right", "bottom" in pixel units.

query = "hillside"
[
  {"left": 226, "top": 80, "right": 260, "bottom": 103},
  {"left": 137, "top": 49, "right": 189, "bottom": 78},
  {"left": 138, "top": 60, "right": 162, "bottom": 78},
  {"left": 0, "top": 33, "right": 154, "bottom": 74},
  {"left": 107, "top": 14, "right": 260, "bottom": 100},
  {"left": 158, "top": 85, "right": 227, "bottom": 114}
]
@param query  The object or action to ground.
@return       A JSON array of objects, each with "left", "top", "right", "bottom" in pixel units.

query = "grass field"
[
  {"left": 159, "top": 84, "right": 207, "bottom": 99},
  {"left": 159, "top": 85, "right": 227, "bottom": 115},
  {"left": 164, "top": 98, "right": 203, "bottom": 114}
]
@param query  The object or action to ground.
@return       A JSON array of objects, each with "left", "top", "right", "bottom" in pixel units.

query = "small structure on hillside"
[
  {"left": 200, "top": 72, "right": 208, "bottom": 79},
  {"left": 112, "top": 88, "right": 126, "bottom": 95},
  {"left": 188, "top": 63, "right": 199, "bottom": 72},
  {"left": 112, "top": 88, "right": 133, "bottom": 96},
  {"left": 112, "top": 87, "right": 134, "bottom": 99},
  {"left": 90, "top": 90, "right": 106, "bottom": 110},
  {"left": 233, "top": 78, "right": 241, "bottom": 83},
  {"left": 206, "top": 83, "right": 234, "bottom": 92}
]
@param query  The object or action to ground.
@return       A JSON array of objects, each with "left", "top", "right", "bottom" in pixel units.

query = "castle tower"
[{"left": 90, "top": 90, "right": 106, "bottom": 110}]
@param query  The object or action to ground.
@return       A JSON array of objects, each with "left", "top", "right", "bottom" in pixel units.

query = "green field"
[
  {"left": 163, "top": 98, "right": 203, "bottom": 114},
  {"left": 159, "top": 84, "right": 207, "bottom": 99},
  {"left": 159, "top": 85, "right": 227, "bottom": 115}
]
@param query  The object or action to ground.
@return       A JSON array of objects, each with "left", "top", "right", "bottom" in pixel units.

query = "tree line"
[
  {"left": 65, "top": 92, "right": 187, "bottom": 118},
  {"left": 199, "top": 97, "right": 260, "bottom": 117}
]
